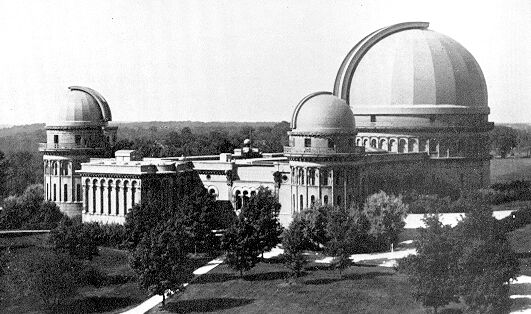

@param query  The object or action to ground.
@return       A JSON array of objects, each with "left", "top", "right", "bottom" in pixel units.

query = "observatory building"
[{"left": 40, "top": 22, "right": 493, "bottom": 226}]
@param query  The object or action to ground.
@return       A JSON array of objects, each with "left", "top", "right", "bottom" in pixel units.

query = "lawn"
[
  {"left": 0, "top": 236, "right": 148, "bottom": 314},
  {"left": 150, "top": 261, "right": 428, "bottom": 314},
  {"left": 491, "top": 158, "right": 531, "bottom": 183}
]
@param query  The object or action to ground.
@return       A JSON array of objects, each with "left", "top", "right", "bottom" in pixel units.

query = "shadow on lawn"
[
  {"left": 342, "top": 271, "right": 393, "bottom": 281},
  {"left": 194, "top": 270, "right": 289, "bottom": 283},
  {"left": 164, "top": 297, "right": 254, "bottom": 313},
  {"left": 304, "top": 278, "right": 343, "bottom": 285},
  {"left": 52, "top": 296, "right": 139, "bottom": 313}
]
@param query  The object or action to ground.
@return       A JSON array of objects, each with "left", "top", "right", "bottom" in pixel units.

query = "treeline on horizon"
[{"left": 0, "top": 121, "right": 528, "bottom": 202}]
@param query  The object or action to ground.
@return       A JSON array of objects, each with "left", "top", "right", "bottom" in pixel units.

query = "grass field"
[
  {"left": 0, "top": 241, "right": 148, "bottom": 314},
  {"left": 491, "top": 158, "right": 531, "bottom": 183}
]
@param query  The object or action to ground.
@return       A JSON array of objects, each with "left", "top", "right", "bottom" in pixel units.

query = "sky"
[{"left": 0, "top": 0, "right": 530, "bottom": 125}]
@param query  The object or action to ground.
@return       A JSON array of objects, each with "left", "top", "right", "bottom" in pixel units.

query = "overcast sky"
[{"left": 0, "top": 0, "right": 529, "bottom": 125}]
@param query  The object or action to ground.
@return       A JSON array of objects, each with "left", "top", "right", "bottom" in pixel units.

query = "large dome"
[
  {"left": 334, "top": 22, "right": 488, "bottom": 115},
  {"left": 291, "top": 92, "right": 355, "bottom": 134},
  {"left": 48, "top": 86, "right": 112, "bottom": 127}
]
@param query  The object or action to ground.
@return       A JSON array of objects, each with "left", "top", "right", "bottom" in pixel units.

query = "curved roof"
[
  {"left": 291, "top": 92, "right": 355, "bottom": 134},
  {"left": 48, "top": 86, "right": 112, "bottom": 127},
  {"left": 333, "top": 22, "right": 489, "bottom": 115}
]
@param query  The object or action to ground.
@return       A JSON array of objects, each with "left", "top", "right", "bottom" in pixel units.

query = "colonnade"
[{"left": 83, "top": 178, "right": 140, "bottom": 217}]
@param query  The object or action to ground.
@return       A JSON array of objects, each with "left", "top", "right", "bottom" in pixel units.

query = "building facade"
[{"left": 40, "top": 22, "right": 493, "bottom": 227}]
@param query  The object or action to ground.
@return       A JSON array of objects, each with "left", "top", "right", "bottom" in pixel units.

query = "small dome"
[
  {"left": 48, "top": 86, "right": 112, "bottom": 127},
  {"left": 335, "top": 22, "right": 489, "bottom": 115},
  {"left": 291, "top": 92, "right": 355, "bottom": 134}
]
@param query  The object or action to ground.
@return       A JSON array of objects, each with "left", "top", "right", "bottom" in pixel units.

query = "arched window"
[
  {"left": 379, "top": 139, "right": 388, "bottom": 150},
  {"left": 323, "top": 195, "right": 328, "bottom": 206},
  {"left": 419, "top": 139, "right": 427, "bottom": 152},
  {"left": 115, "top": 180, "right": 121, "bottom": 215},
  {"left": 321, "top": 169, "right": 329, "bottom": 186},
  {"left": 53, "top": 184, "right": 57, "bottom": 201},
  {"left": 310, "top": 195, "right": 315, "bottom": 205},
  {"left": 132, "top": 181, "right": 137, "bottom": 206},
  {"left": 308, "top": 168, "right": 315, "bottom": 185},
  {"left": 356, "top": 138, "right": 361, "bottom": 146},
  {"left": 123, "top": 181, "right": 129, "bottom": 214},
  {"left": 100, "top": 180, "right": 105, "bottom": 214},
  {"left": 298, "top": 168, "right": 304, "bottom": 185},
  {"left": 243, "top": 190, "right": 249, "bottom": 208},
  {"left": 398, "top": 139, "right": 407, "bottom": 153},
  {"left": 235, "top": 190, "right": 242, "bottom": 209},
  {"left": 85, "top": 179, "right": 90, "bottom": 212},
  {"left": 408, "top": 138, "right": 419, "bottom": 152},
  {"left": 107, "top": 180, "right": 113, "bottom": 215},
  {"left": 389, "top": 139, "right": 397, "bottom": 152},
  {"left": 299, "top": 195, "right": 304, "bottom": 210},
  {"left": 370, "top": 139, "right": 377, "bottom": 148},
  {"left": 92, "top": 179, "right": 98, "bottom": 213},
  {"left": 363, "top": 138, "right": 369, "bottom": 147},
  {"left": 63, "top": 184, "right": 68, "bottom": 202}
]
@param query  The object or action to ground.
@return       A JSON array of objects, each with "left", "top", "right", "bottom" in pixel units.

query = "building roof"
[
  {"left": 47, "top": 86, "right": 112, "bottom": 127},
  {"left": 290, "top": 91, "right": 356, "bottom": 135},
  {"left": 334, "top": 22, "right": 489, "bottom": 115}
]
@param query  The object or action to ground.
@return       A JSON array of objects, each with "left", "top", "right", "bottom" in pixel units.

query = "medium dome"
[
  {"left": 334, "top": 22, "right": 488, "bottom": 115},
  {"left": 291, "top": 92, "right": 355, "bottom": 134},
  {"left": 48, "top": 86, "right": 112, "bottom": 127}
]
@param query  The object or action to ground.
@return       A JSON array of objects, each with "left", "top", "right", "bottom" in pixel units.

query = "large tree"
[
  {"left": 400, "top": 215, "right": 459, "bottom": 314},
  {"left": 221, "top": 214, "right": 261, "bottom": 277},
  {"left": 240, "top": 187, "right": 283, "bottom": 258},
  {"left": 452, "top": 200, "right": 519, "bottom": 314},
  {"left": 130, "top": 218, "right": 192, "bottom": 306},
  {"left": 362, "top": 191, "right": 408, "bottom": 251},
  {"left": 490, "top": 125, "right": 518, "bottom": 158}
]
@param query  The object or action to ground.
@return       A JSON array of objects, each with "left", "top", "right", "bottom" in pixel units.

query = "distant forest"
[
  {"left": 0, "top": 121, "right": 290, "bottom": 202},
  {"left": 0, "top": 121, "right": 528, "bottom": 202}
]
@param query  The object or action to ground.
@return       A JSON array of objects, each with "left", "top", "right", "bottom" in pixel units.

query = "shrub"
[{"left": 49, "top": 218, "right": 99, "bottom": 260}]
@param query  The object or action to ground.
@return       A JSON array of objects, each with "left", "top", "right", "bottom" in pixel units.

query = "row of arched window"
[
  {"left": 233, "top": 188, "right": 257, "bottom": 209},
  {"left": 356, "top": 136, "right": 464, "bottom": 157},
  {"left": 291, "top": 167, "right": 330, "bottom": 186},
  {"left": 44, "top": 160, "right": 73, "bottom": 176},
  {"left": 84, "top": 178, "right": 138, "bottom": 216},
  {"left": 45, "top": 183, "right": 82, "bottom": 202}
]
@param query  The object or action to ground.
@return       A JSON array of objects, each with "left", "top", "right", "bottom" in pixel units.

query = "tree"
[
  {"left": 3, "top": 250, "right": 83, "bottom": 309},
  {"left": 490, "top": 125, "right": 518, "bottom": 158},
  {"left": 0, "top": 184, "right": 64, "bottom": 230},
  {"left": 178, "top": 190, "right": 220, "bottom": 255},
  {"left": 124, "top": 199, "right": 168, "bottom": 250},
  {"left": 400, "top": 215, "right": 459, "bottom": 314},
  {"left": 49, "top": 217, "right": 99, "bottom": 260},
  {"left": 282, "top": 217, "right": 308, "bottom": 277},
  {"left": 298, "top": 205, "right": 330, "bottom": 249},
  {"left": 221, "top": 214, "right": 261, "bottom": 277},
  {"left": 130, "top": 218, "right": 192, "bottom": 306},
  {"left": 362, "top": 191, "right": 408, "bottom": 251},
  {"left": 241, "top": 187, "right": 283, "bottom": 258},
  {"left": 452, "top": 202, "right": 519, "bottom": 314},
  {"left": 324, "top": 207, "right": 369, "bottom": 274}
]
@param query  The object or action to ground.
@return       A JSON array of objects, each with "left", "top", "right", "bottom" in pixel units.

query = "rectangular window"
[
  {"left": 328, "top": 139, "right": 335, "bottom": 149},
  {"left": 370, "top": 115, "right": 376, "bottom": 122},
  {"left": 64, "top": 184, "right": 68, "bottom": 201},
  {"left": 53, "top": 135, "right": 59, "bottom": 144},
  {"left": 304, "top": 138, "right": 311, "bottom": 148},
  {"left": 75, "top": 135, "right": 81, "bottom": 145},
  {"left": 53, "top": 184, "right": 57, "bottom": 201}
]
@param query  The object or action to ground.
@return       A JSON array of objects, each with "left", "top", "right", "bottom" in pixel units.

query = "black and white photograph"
[{"left": 0, "top": 0, "right": 530, "bottom": 313}]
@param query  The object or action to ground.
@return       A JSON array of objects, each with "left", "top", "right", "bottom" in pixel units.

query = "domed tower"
[
  {"left": 284, "top": 92, "right": 364, "bottom": 212},
  {"left": 334, "top": 22, "right": 493, "bottom": 190},
  {"left": 39, "top": 86, "right": 117, "bottom": 218}
]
